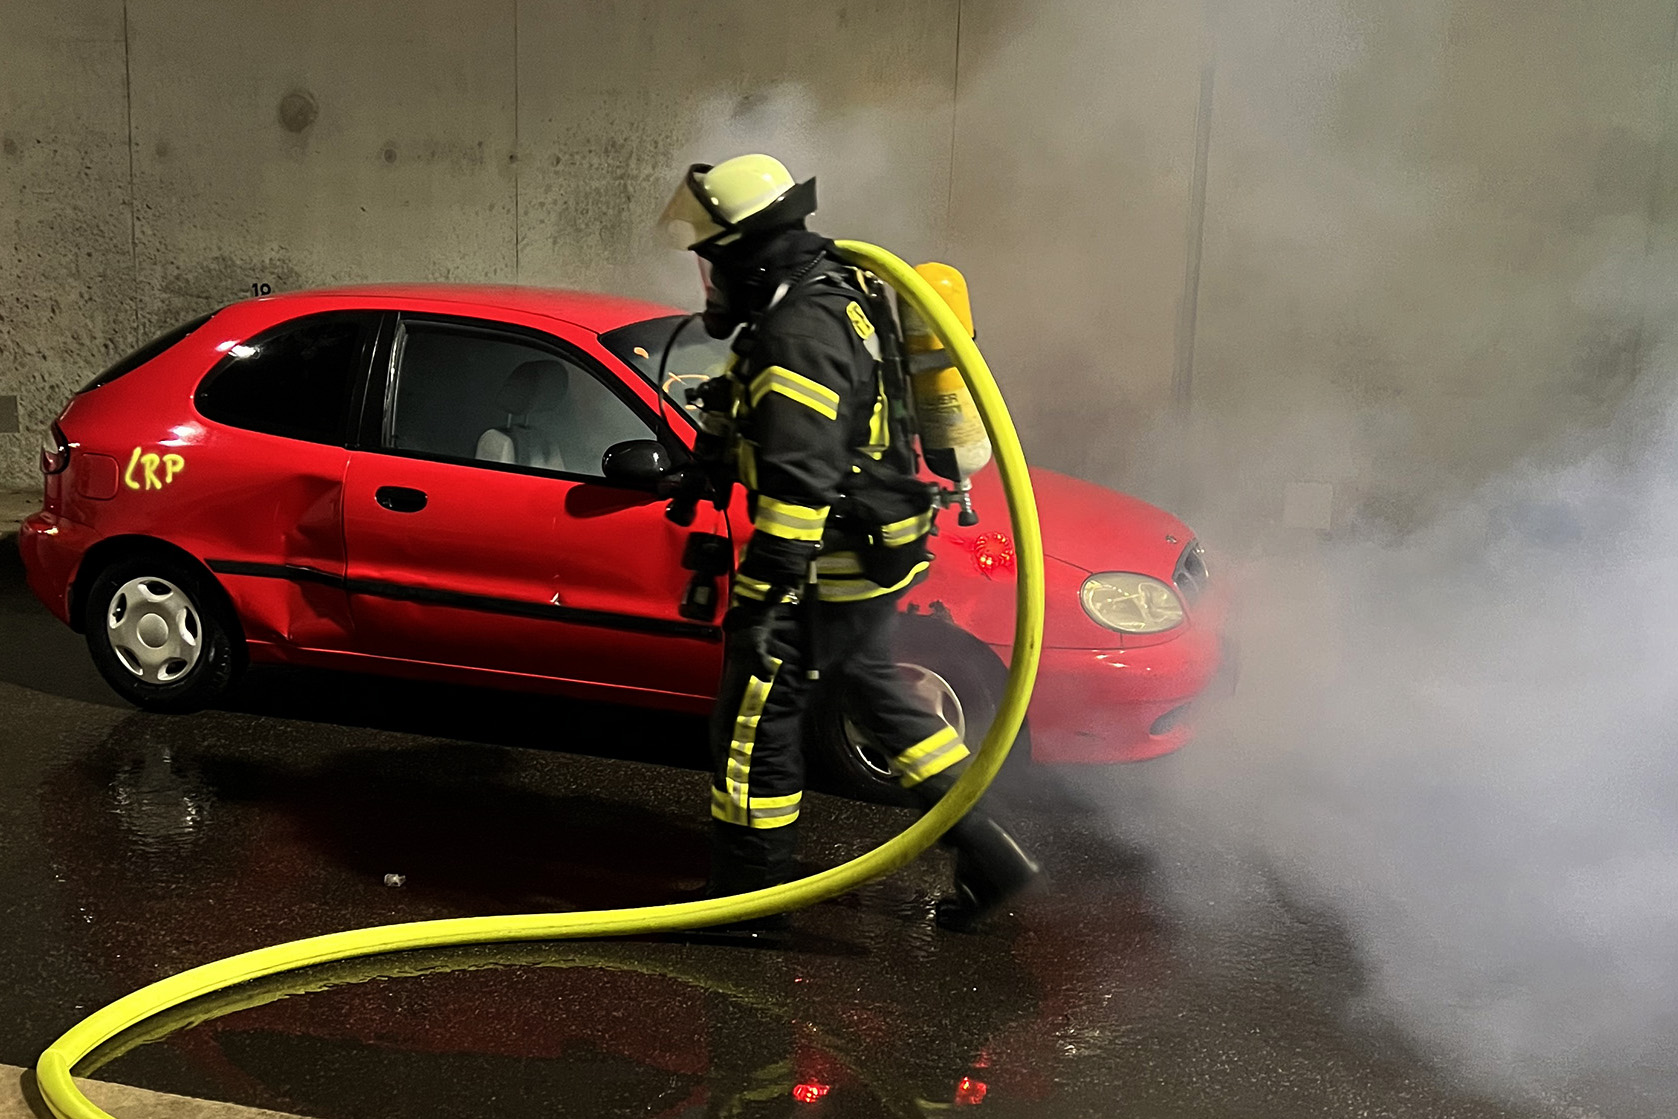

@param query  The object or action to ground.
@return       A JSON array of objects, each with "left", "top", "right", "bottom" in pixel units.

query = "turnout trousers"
[{"left": 705, "top": 590, "right": 970, "bottom": 894}]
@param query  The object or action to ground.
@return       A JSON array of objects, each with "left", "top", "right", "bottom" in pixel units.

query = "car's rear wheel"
[
  {"left": 810, "top": 619, "right": 1008, "bottom": 807},
  {"left": 83, "top": 553, "right": 243, "bottom": 714}
]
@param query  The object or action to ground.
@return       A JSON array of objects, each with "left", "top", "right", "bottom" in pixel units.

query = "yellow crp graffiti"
[{"left": 124, "top": 446, "right": 185, "bottom": 491}]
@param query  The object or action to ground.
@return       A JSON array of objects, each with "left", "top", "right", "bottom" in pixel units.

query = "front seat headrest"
[{"left": 497, "top": 359, "right": 570, "bottom": 415}]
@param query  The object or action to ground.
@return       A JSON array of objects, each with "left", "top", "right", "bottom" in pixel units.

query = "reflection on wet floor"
[
  {"left": 0, "top": 548, "right": 1605, "bottom": 1118},
  {"left": 30, "top": 710, "right": 1045, "bottom": 1118},
  {"left": 88, "top": 942, "right": 1002, "bottom": 1118},
  {"left": 18, "top": 710, "right": 1551, "bottom": 1119}
]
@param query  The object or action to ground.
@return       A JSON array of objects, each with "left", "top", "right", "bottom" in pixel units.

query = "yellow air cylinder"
[{"left": 899, "top": 262, "right": 992, "bottom": 484}]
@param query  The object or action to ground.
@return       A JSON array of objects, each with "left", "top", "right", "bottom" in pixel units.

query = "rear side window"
[
  {"left": 80, "top": 311, "right": 216, "bottom": 392},
  {"left": 196, "top": 312, "right": 375, "bottom": 445}
]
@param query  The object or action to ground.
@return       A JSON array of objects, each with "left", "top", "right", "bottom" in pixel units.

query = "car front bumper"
[{"left": 1002, "top": 622, "right": 1228, "bottom": 764}]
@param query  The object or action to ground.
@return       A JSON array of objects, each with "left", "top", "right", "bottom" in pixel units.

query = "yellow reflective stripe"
[
  {"left": 756, "top": 365, "right": 840, "bottom": 409},
  {"left": 715, "top": 657, "right": 782, "bottom": 825},
  {"left": 760, "top": 380, "right": 839, "bottom": 420},
  {"left": 756, "top": 518, "right": 824, "bottom": 542},
  {"left": 895, "top": 726, "right": 971, "bottom": 787},
  {"left": 760, "top": 495, "right": 828, "bottom": 522},
  {"left": 713, "top": 788, "right": 802, "bottom": 828},
  {"left": 899, "top": 740, "right": 970, "bottom": 786},
  {"left": 763, "top": 365, "right": 841, "bottom": 410},
  {"left": 897, "top": 725, "right": 959, "bottom": 765},
  {"left": 749, "top": 365, "right": 840, "bottom": 421},
  {"left": 732, "top": 574, "right": 772, "bottom": 601},
  {"left": 880, "top": 509, "right": 933, "bottom": 547},
  {"left": 732, "top": 575, "right": 795, "bottom": 608},
  {"left": 746, "top": 789, "right": 801, "bottom": 829},
  {"left": 816, "top": 561, "right": 929, "bottom": 603},
  {"left": 814, "top": 550, "right": 864, "bottom": 577},
  {"left": 749, "top": 809, "right": 799, "bottom": 829},
  {"left": 754, "top": 496, "right": 829, "bottom": 542}
]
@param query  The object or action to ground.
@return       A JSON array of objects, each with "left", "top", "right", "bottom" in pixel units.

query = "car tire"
[
  {"left": 82, "top": 551, "right": 243, "bottom": 714},
  {"left": 809, "top": 617, "right": 1012, "bottom": 807}
]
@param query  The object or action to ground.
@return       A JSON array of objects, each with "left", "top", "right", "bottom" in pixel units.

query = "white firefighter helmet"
[{"left": 658, "top": 154, "right": 817, "bottom": 252}]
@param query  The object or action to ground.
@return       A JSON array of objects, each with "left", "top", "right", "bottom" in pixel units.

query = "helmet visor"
[{"left": 657, "top": 164, "right": 728, "bottom": 251}]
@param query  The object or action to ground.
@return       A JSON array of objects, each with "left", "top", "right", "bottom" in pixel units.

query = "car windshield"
[{"left": 598, "top": 315, "right": 733, "bottom": 426}]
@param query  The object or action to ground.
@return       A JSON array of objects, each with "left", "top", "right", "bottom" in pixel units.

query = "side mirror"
[{"left": 601, "top": 439, "right": 674, "bottom": 487}]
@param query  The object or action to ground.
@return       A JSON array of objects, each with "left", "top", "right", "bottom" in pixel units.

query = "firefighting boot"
[
  {"left": 686, "top": 820, "right": 797, "bottom": 946},
  {"left": 911, "top": 771, "right": 1042, "bottom": 934}
]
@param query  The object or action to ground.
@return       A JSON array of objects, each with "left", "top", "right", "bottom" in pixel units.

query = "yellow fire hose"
[{"left": 35, "top": 240, "right": 1045, "bottom": 1119}]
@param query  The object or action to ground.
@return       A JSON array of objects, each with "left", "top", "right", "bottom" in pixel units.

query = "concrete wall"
[
  {"left": 4, "top": 0, "right": 1676, "bottom": 543},
  {"left": 517, "top": 0, "right": 957, "bottom": 301},
  {"left": 125, "top": 1, "right": 520, "bottom": 327},
  {"left": 0, "top": 0, "right": 957, "bottom": 489},
  {"left": 0, "top": 2, "right": 136, "bottom": 487}
]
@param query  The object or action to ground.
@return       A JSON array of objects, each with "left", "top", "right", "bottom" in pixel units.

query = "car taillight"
[{"left": 40, "top": 424, "right": 69, "bottom": 474}]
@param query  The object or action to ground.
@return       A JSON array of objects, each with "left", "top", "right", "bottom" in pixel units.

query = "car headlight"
[{"left": 1079, "top": 572, "right": 1185, "bottom": 634}]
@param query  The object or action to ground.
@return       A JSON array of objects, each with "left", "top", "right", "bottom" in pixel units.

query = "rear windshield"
[
  {"left": 80, "top": 311, "right": 217, "bottom": 392},
  {"left": 598, "top": 315, "right": 734, "bottom": 425}
]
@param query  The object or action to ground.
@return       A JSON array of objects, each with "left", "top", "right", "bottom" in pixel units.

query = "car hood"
[{"left": 969, "top": 464, "right": 1193, "bottom": 580}]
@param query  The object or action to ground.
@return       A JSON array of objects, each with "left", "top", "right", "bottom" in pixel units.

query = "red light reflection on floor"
[{"left": 793, "top": 1081, "right": 831, "bottom": 1104}]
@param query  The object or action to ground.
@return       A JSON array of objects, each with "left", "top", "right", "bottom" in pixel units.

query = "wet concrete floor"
[{"left": 0, "top": 541, "right": 1639, "bottom": 1118}]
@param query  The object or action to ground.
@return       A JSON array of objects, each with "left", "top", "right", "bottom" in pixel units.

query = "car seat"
[{"left": 476, "top": 359, "right": 572, "bottom": 471}]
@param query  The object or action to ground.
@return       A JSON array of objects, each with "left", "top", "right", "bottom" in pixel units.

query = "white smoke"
[
  {"left": 670, "top": 1, "right": 1678, "bottom": 1107},
  {"left": 1126, "top": 358, "right": 1678, "bottom": 1109}
]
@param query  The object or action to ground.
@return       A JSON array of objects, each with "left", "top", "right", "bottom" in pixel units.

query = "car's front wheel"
[
  {"left": 809, "top": 619, "right": 1009, "bottom": 806},
  {"left": 83, "top": 553, "right": 243, "bottom": 714}
]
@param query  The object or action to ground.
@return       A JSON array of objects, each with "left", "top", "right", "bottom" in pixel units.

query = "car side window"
[
  {"left": 387, "top": 321, "right": 654, "bottom": 479},
  {"left": 196, "top": 312, "right": 373, "bottom": 444}
]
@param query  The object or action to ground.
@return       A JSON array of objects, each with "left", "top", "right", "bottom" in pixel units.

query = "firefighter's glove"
[{"left": 724, "top": 594, "right": 795, "bottom": 680}]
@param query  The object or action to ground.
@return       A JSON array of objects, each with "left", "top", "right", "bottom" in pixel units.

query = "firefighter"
[{"left": 658, "top": 154, "right": 1040, "bottom": 936}]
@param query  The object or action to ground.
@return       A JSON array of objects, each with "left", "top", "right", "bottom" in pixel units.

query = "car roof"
[{"left": 262, "top": 284, "right": 686, "bottom": 334}]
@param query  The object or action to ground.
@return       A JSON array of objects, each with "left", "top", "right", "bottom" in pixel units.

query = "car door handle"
[{"left": 375, "top": 486, "right": 428, "bottom": 513}]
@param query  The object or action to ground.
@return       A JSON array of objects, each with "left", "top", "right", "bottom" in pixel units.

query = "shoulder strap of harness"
[
  {"left": 728, "top": 250, "right": 846, "bottom": 365},
  {"left": 852, "top": 269, "right": 921, "bottom": 481}
]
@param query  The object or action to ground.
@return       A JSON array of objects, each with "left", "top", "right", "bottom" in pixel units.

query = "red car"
[{"left": 18, "top": 285, "right": 1225, "bottom": 799}]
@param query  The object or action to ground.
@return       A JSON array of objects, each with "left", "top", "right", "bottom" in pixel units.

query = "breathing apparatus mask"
[{"left": 693, "top": 249, "right": 758, "bottom": 340}]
